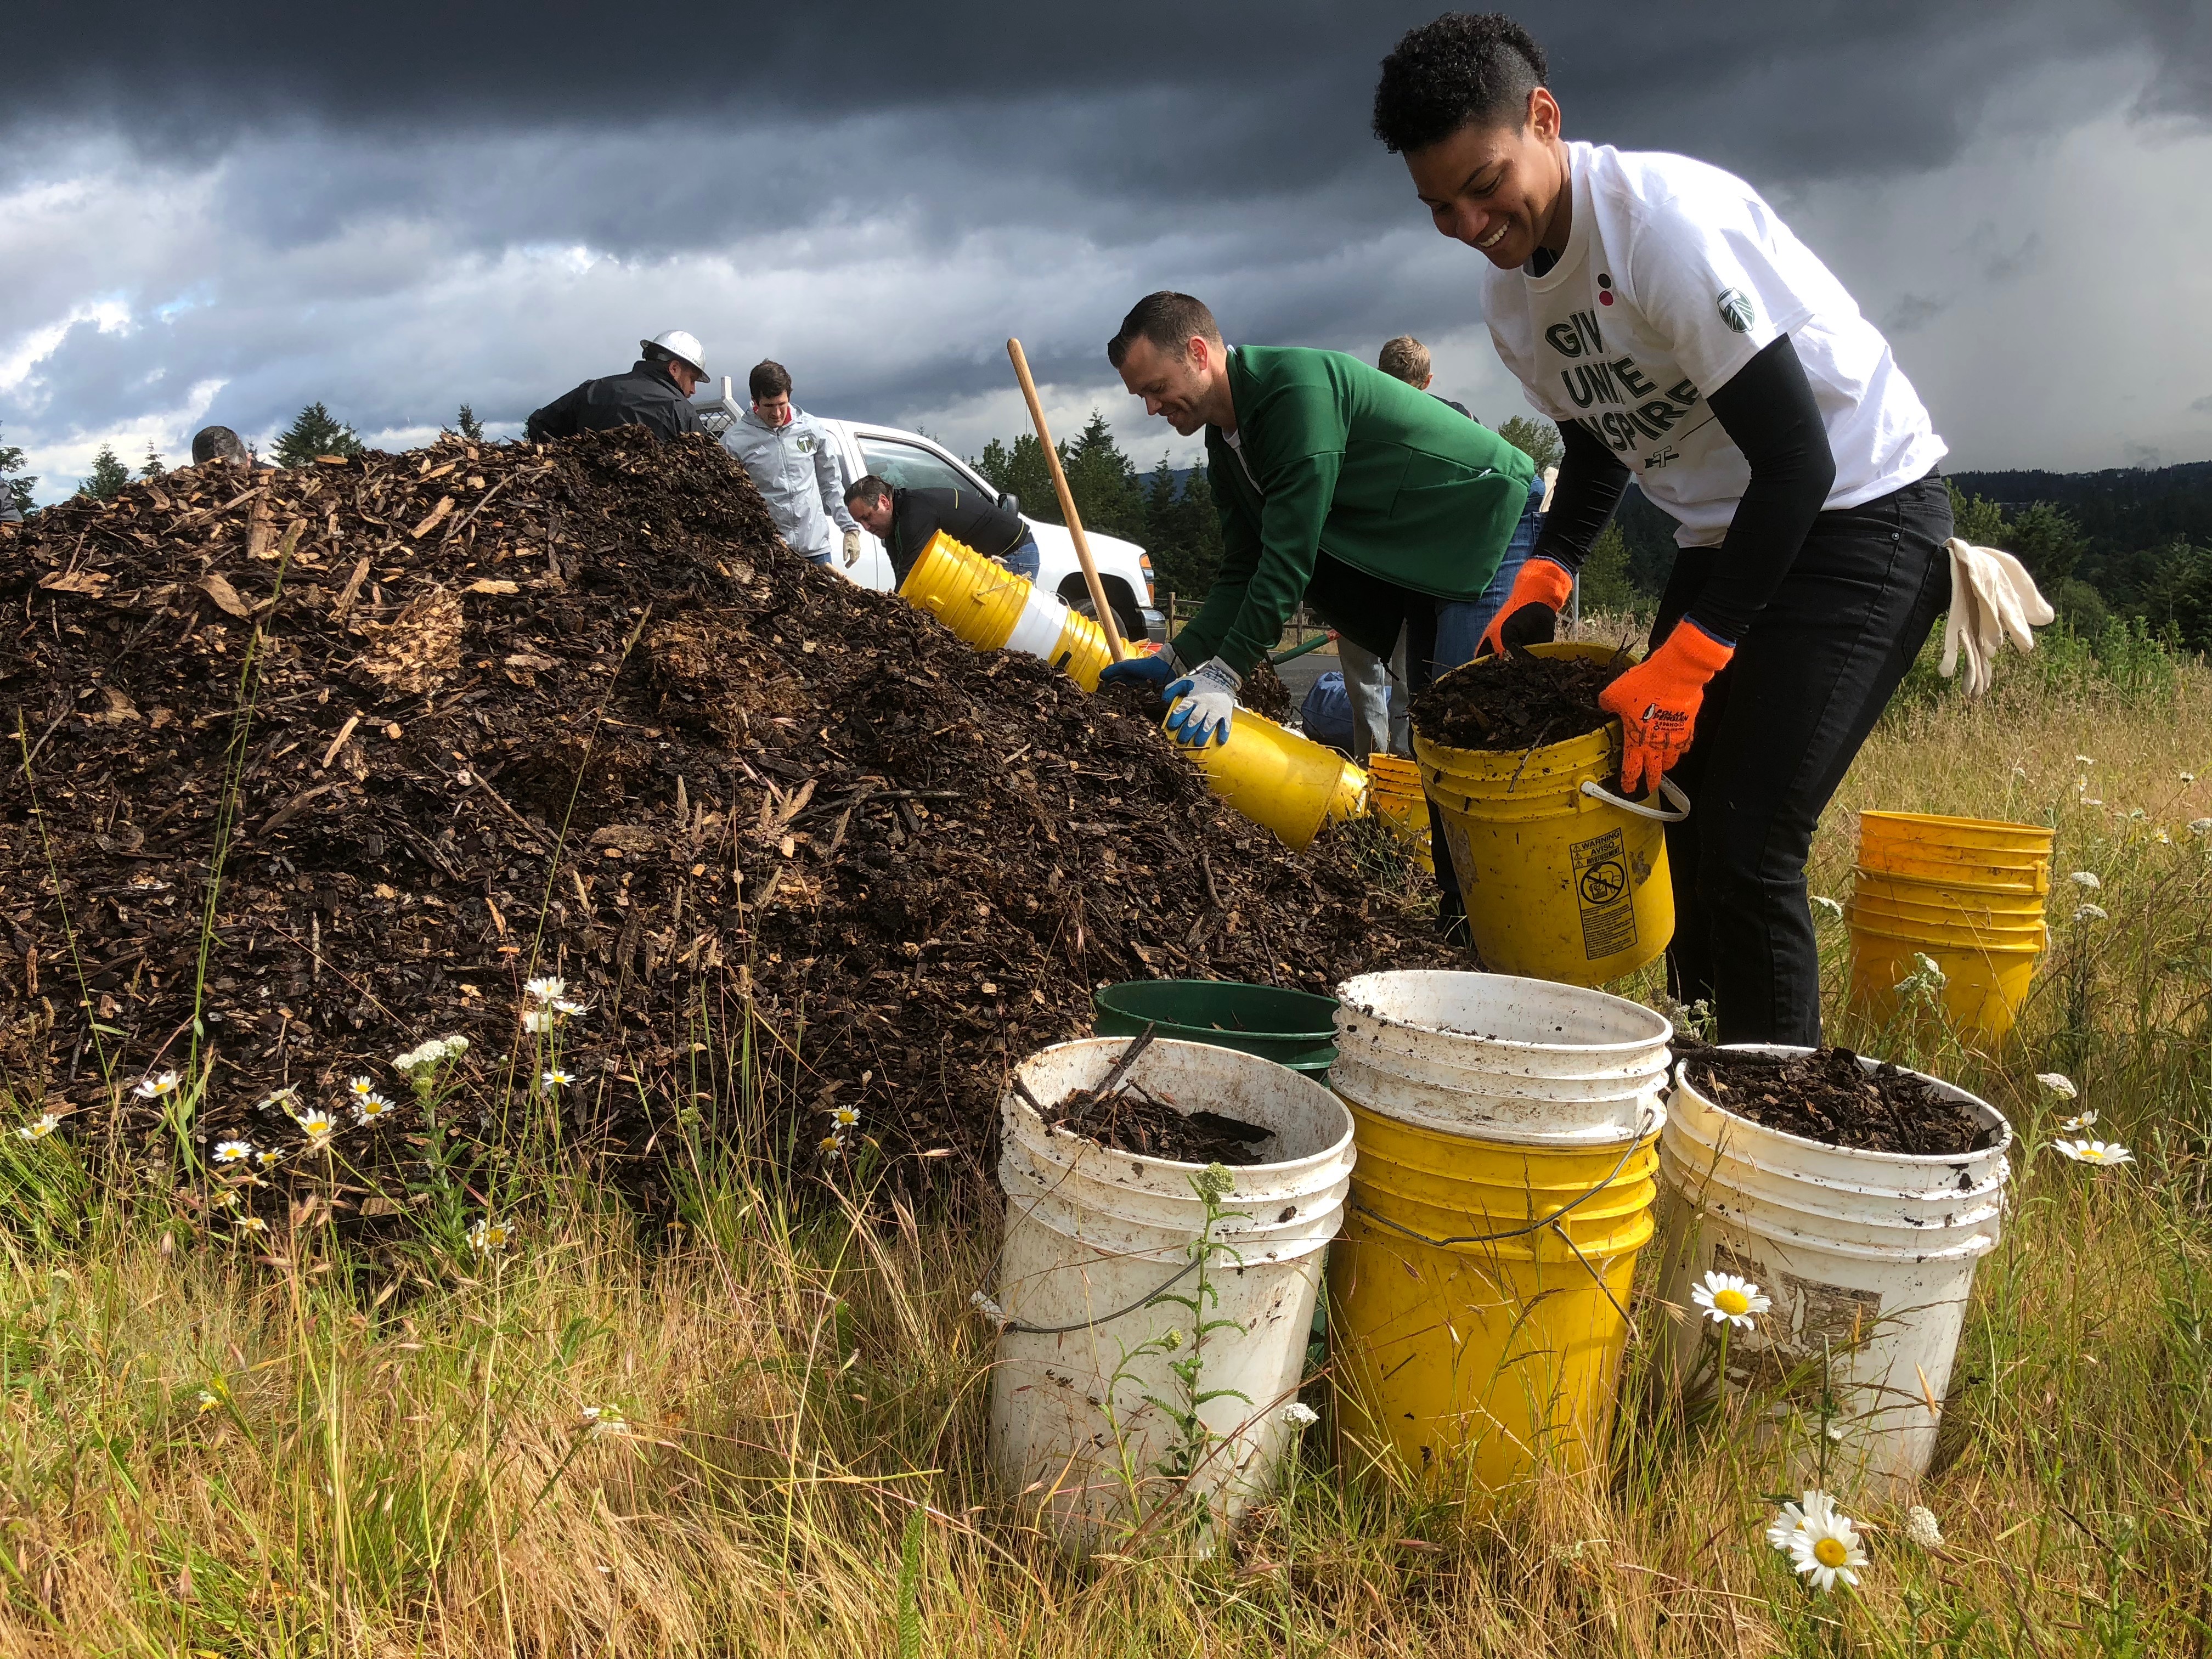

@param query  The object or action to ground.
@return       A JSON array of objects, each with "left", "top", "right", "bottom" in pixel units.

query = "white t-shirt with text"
[{"left": 1484, "top": 142, "right": 1945, "bottom": 547}]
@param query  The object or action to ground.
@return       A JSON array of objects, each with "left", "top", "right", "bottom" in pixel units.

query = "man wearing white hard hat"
[{"left": 526, "top": 330, "right": 708, "bottom": 443}]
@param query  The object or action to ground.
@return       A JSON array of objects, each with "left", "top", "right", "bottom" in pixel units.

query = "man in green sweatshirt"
[{"left": 1098, "top": 292, "right": 1533, "bottom": 753}]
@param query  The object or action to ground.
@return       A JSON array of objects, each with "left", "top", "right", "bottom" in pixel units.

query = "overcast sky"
[{"left": 5, "top": 2, "right": 2209, "bottom": 502}]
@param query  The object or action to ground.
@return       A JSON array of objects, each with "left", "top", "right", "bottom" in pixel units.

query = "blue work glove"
[
  {"left": 1098, "top": 648, "right": 1180, "bottom": 697},
  {"left": 1164, "top": 657, "right": 1241, "bottom": 748}
]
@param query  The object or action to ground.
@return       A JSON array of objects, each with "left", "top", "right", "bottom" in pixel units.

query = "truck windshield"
[{"left": 856, "top": 437, "right": 988, "bottom": 500}]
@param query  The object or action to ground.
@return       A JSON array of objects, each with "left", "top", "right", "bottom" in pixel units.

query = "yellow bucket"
[
  {"left": 1846, "top": 919, "right": 2042, "bottom": 1042},
  {"left": 1330, "top": 1098, "right": 1659, "bottom": 1494},
  {"left": 898, "top": 531, "right": 1118, "bottom": 691},
  {"left": 1859, "top": 810, "right": 2055, "bottom": 859},
  {"left": 1412, "top": 642, "right": 1677, "bottom": 986},
  {"left": 1187, "top": 712, "right": 1368, "bottom": 853},
  {"left": 1364, "top": 753, "right": 1435, "bottom": 872},
  {"left": 1851, "top": 866, "right": 2050, "bottom": 918}
]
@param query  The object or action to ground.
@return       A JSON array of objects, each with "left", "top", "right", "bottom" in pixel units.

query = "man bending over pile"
[{"left": 845, "top": 474, "right": 1041, "bottom": 585}]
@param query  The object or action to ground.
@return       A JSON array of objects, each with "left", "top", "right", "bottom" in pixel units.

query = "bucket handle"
[
  {"left": 970, "top": 1257, "right": 1202, "bottom": 1338},
  {"left": 1578, "top": 775, "right": 1691, "bottom": 823}
]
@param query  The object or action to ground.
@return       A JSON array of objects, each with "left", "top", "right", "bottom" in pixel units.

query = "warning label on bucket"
[{"left": 1570, "top": 827, "right": 1637, "bottom": 960}]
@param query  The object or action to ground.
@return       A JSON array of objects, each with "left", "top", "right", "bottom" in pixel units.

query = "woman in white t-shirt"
[{"left": 1373, "top": 14, "right": 1955, "bottom": 1047}]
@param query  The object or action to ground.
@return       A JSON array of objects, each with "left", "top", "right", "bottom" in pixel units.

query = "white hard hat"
[{"left": 641, "top": 329, "right": 706, "bottom": 376}]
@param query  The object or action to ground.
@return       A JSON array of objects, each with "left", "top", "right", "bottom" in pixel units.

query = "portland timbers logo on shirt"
[{"left": 1716, "top": 288, "right": 1756, "bottom": 333}]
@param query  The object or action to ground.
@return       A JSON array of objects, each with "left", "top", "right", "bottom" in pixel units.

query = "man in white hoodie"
[{"left": 721, "top": 359, "right": 861, "bottom": 566}]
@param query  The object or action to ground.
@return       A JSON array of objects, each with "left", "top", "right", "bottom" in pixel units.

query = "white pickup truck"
[{"left": 694, "top": 379, "right": 1161, "bottom": 644}]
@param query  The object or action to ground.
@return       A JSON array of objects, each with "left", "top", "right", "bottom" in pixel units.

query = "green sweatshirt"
[{"left": 1174, "top": 345, "right": 1535, "bottom": 675}]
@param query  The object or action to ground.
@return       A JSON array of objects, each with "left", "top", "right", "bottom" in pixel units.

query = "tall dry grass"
[{"left": 0, "top": 632, "right": 2206, "bottom": 1656}]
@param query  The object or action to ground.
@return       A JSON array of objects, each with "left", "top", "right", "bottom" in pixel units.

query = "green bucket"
[{"left": 1092, "top": 980, "right": 1340, "bottom": 1073}]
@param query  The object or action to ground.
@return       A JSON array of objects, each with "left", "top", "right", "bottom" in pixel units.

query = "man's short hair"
[
  {"left": 1377, "top": 336, "right": 1433, "bottom": 386},
  {"left": 749, "top": 360, "right": 793, "bottom": 401},
  {"left": 1107, "top": 292, "right": 1224, "bottom": 370},
  {"left": 1372, "top": 13, "right": 1549, "bottom": 155},
  {"left": 844, "top": 473, "right": 891, "bottom": 510},
  {"left": 190, "top": 425, "right": 250, "bottom": 465}
]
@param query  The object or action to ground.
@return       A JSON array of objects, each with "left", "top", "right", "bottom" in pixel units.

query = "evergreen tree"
[
  {"left": 76, "top": 444, "right": 132, "bottom": 500},
  {"left": 1141, "top": 455, "right": 1225, "bottom": 600},
  {"left": 1576, "top": 522, "right": 1641, "bottom": 617},
  {"left": 974, "top": 434, "right": 1062, "bottom": 524},
  {"left": 1060, "top": 410, "right": 1146, "bottom": 543},
  {"left": 272, "top": 403, "right": 365, "bottom": 468},
  {"left": 0, "top": 424, "right": 35, "bottom": 517},
  {"left": 1496, "top": 414, "right": 1564, "bottom": 471},
  {"left": 140, "top": 441, "right": 167, "bottom": 479},
  {"left": 455, "top": 404, "right": 486, "bottom": 442}
]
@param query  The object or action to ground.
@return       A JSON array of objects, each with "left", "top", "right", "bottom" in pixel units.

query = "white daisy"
[
  {"left": 523, "top": 976, "right": 566, "bottom": 1002},
  {"left": 542, "top": 1069, "right": 573, "bottom": 1089},
  {"left": 16, "top": 1113, "right": 60, "bottom": 1142},
  {"left": 522, "top": 1009, "right": 556, "bottom": 1034},
  {"left": 820, "top": 1132, "right": 847, "bottom": 1157},
  {"left": 552, "top": 998, "right": 589, "bottom": 1016},
  {"left": 295, "top": 1109, "right": 338, "bottom": 1142},
  {"left": 237, "top": 1215, "right": 269, "bottom": 1235},
  {"left": 134, "top": 1070, "right": 180, "bottom": 1099},
  {"left": 213, "top": 1139, "right": 252, "bottom": 1163},
  {"left": 353, "top": 1093, "right": 396, "bottom": 1125},
  {"left": 468, "top": 1216, "right": 512, "bottom": 1256},
  {"left": 832, "top": 1103, "right": 860, "bottom": 1128},
  {"left": 1781, "top": 1490, "right": 1868, "bottom": 1593},
  {"left": 1690, "top": 1269, "right": 1770, "bottom": 1331},
  {"left": 2053, "top": 1139, "right": 2132, "bottom": 1167},
  {"left": 256, "top": 1147, "right": 285, "bottom": 1168},
  {"left": 348, "top": 1075, "right": 376, "bottom": 1098}
]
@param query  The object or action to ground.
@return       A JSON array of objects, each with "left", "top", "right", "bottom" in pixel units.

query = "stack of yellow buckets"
[
  {"left": 894, "top": 530, "right": 1365, "bottom": 851},
  {"left": 1363, "top": 753, "right": 1435, "bottom": 872},
  {"left": 1847, "top": 811, "right": 2055, "bottom": 1042}
]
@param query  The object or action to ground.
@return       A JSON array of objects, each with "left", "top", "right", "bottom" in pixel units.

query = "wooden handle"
[{"left": 1006, "top": 338, "right": 1127, "bottom": 661}]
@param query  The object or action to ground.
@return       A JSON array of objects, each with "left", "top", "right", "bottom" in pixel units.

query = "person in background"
[
  {"left": 524, "top": 331, "right": 707, "bottom": 443},
  {"left": 844, "top": 474, "right": 1040, "bottom": 584},
  {"left": 189, "top": 426, "right": 257, "bottom": 466},
  {"left": 722, "top": 361, "right": 861, "bottom": 568},
  {"left": 1374, "top": 334, "right": 1550, "bottom": 672},
  {"left": 1375, "top": 13, "right": 1951, "bottom": 1045}
]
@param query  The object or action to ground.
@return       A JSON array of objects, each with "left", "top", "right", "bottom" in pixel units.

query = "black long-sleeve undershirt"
[{"left": 1534, "top": 333, "right": 1839, "bottom": 647}]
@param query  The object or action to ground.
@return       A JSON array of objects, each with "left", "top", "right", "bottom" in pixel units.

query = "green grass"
[{"left": 1, "top": 635, "right": 2208, "bottom": 1655}]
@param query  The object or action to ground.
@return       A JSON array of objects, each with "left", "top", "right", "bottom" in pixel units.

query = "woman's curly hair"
[{"left": 1372, "top": 13, "right": 1548, "bottom": 155}]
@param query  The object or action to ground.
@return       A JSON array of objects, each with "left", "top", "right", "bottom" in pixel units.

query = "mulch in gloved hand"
[
  {"left": 1240, "top": 660, "right": 1293, "bottom": 721},
  {"left": 1410, "top": 646, "right": 1632, "bottom": 752},
  {"left": 1, "top": 427, "right": 1451, "bottom": 1231},
  {"left": 1678, "top": 1041, "right": 1999, "bottom": 1156}
]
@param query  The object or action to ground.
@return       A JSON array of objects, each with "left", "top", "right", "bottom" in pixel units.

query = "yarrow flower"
[
  {"left": 1280, "top": 1401, "right": 1320, "bottom": 1429},
  {"left": 2069, "top": 870, "right": 2102, "bottom": 890},
  {"left": 580, "top": 1404, "right": 629, "bottom": 1438},
  {"left": 134, "top": 1070, "right": 180, "bottom": 1099},
  {"left": 2054, "top": 1139, "right": 2132, "bottom": 1167},
  {"left": 1894, "top": 952, "right": 1947, "bottom": 995},
  {"left": 1691, "top": 1269, "right": 1770, "bottom": 1330},
  {"left": 2074, "top": 903, "right": 2108, "bottom": 923},
  {"left": 16, "top": 1113, "right": 60, "bottom": 1142},
  {"left": 468, "top": 1216, "right": 512, "bottom": 1256},
  {"left": 1810, "top": 895, "right": 1844, "bottom": 919},
  {"left": 213, "top": 1139, "right": 251, "bottom": 1163},
  {"left": 2035, "top": 1073, "right": 2077, "bottom": 1101},
  {"left": 2191, "top": 817, "right": 2212, "bottom": 837},
  {"left": 1905, "top": 1505, "right": 1945, "bottom": 1550},
  {"left": 1768, "top": 1489, "right": 1868, "bottom": 1593}
]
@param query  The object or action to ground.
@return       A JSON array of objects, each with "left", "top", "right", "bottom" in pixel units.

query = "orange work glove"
[
  {"left": 1598, "top": 620, "right": 1736, "bottom": 795},
  {"left": 1476, "top": 556, "right": 1576, "bottom": 658}
]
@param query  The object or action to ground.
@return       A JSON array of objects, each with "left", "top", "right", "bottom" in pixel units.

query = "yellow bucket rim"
[
  {"left": 1858, "top": 810, "right": 2055, "bottom": 853},
  {"left": 1848, "top": 918, "right": 2046, "bottom": 956}
]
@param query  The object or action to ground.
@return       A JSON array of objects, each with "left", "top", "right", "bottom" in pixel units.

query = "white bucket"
[
  {"left": 989, "top": 1038, "right": 1354, "bottom": 1550},
  {"left": 1656, "top": 1045, "right": 2012, "bottom": 1488},
  {"left": 1330, "top": 970, "right": 1673, "bottom": 1146}
]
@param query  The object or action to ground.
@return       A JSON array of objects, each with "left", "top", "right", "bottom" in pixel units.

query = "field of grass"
[{"left": 2, "top": 628, "right": 2208, "bottom": 1656}]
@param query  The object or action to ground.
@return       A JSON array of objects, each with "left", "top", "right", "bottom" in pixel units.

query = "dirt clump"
[
  {"left": 1240, "top": 660, "right": 1293, "bottom": 722},
  {"left": 0, "top": 428, "right": 1447, "bottom": 1224},
  {"left": 1681, "top": 1043, "right": 1998, "bottom": 1156},
  {"left": 1410, "top": 647, "right": 1630, "bottom": 752}
]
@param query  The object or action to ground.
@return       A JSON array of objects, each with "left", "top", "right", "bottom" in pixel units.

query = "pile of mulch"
[
  {"left": 0, "top": 428, "right": 1449, "bottom": 1223},
  {"left": 1681, "top": 1043, "right": 1997, "bottom": 1156},
  {"left": 1409, "top": 647, "right": 1630, "bottom": 752}
]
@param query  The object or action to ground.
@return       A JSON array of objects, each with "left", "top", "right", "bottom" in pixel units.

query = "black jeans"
[
  {"left": 1652, "top": 472, "right": 1952, "bottom": 1045},
  {"left": 1304, "top": 555, "right": 1466, "bottom": 933}
]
